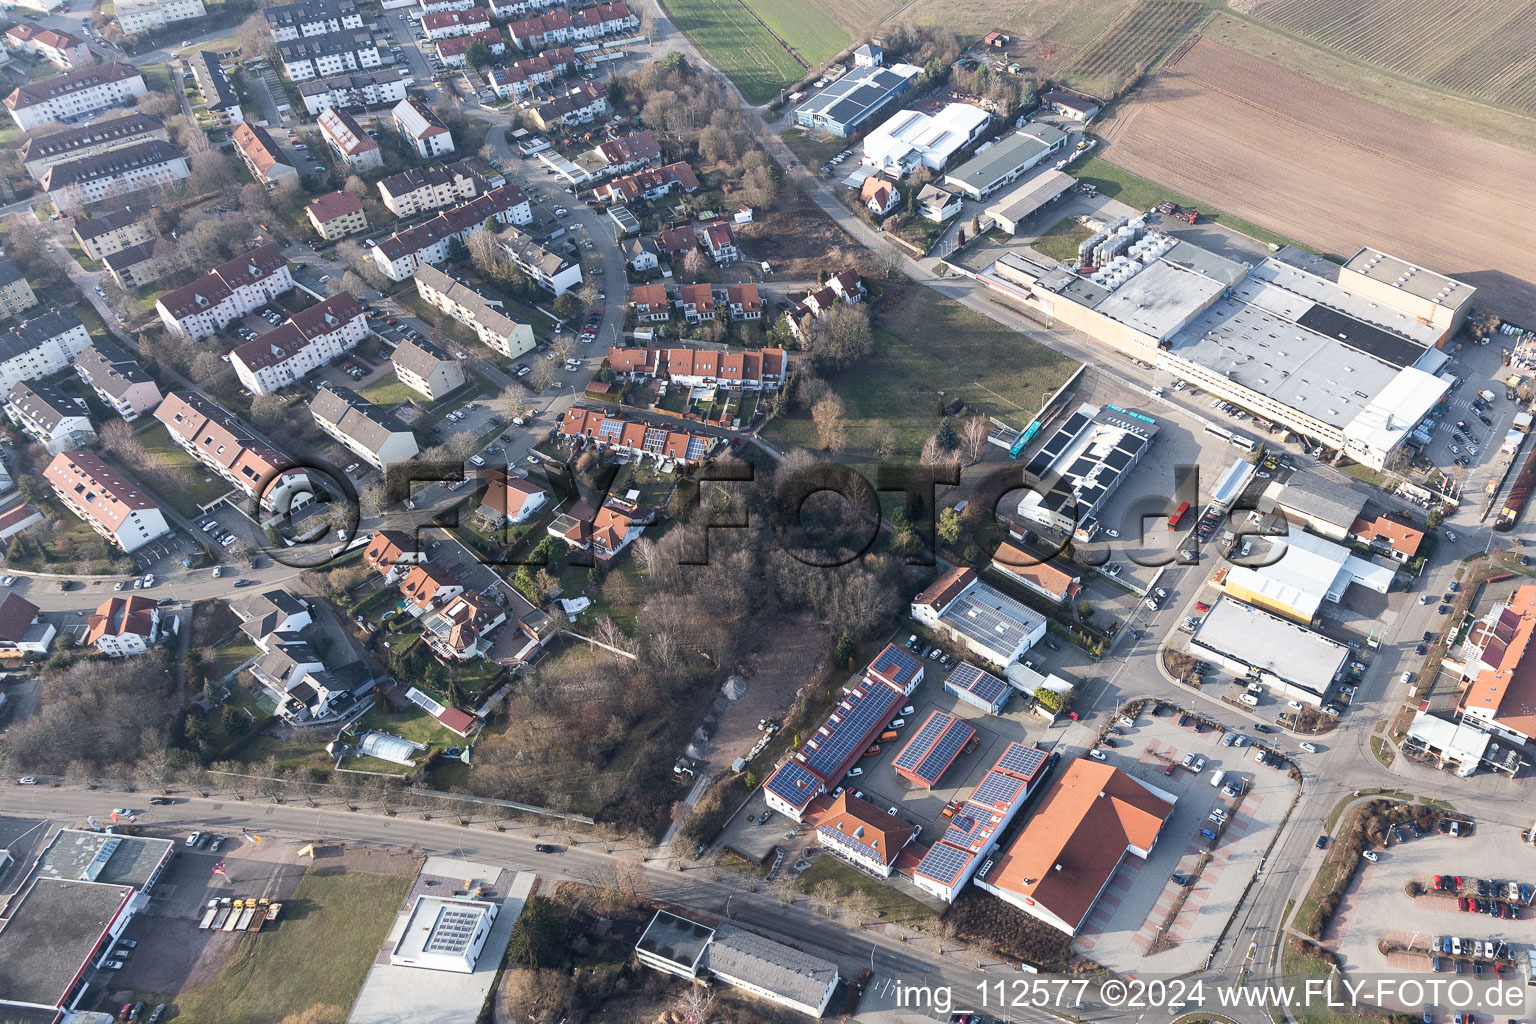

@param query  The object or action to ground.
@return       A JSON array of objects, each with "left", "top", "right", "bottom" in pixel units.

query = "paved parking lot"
[{"left": 1074, "top": 703, "right": 1299, "bottom": 975}]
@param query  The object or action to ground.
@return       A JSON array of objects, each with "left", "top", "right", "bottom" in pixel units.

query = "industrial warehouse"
[{"left": 971, "top": 226, "right": 1473, "bottom": 470}]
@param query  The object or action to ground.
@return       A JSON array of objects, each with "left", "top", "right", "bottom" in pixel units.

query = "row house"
[
  {"left": 392, "top": 96, "right": 454, "bottom": 157},
  {"left": 298, "top": 67, "right": 411, "bottom": 115},
  {"left": 485, "top": 45, "right": 573, "bottom": 98},
  {"left": 506, "top": 8, "right": 571, "bottom": 48},
  {"left": 103, "top": 242, "right": 163, "bottom": 291},
  {"left": 413, "top": 264, "right": 535, "bottom": 359},
  {"left": 701, "top": 220, "right": 738, "bottom": 264},
  {"left": 309, "top": 384, "right": 420, "bottom": 470},
  {"left": 628, "top": 283, "right": 668, "bottom": 323},
  {"left": 43, "top": 450, "right": 170, "bottom": 553},
  {"left": 435, "top": 28, "right": 506, "bottom": 66},
  {"left": 548, "top": 496, "right": 652, "bottom": 561},
  {"left": 154, "top": 390, "right": 312, "bottom": 516},
  {"left": 264, "top": 0, "right": 364, "bottom": 41},
  {"left": 567, "top": 2, "right": 638, "bottom": 41},
  {"left": 420, "top": 0, "right": 476, "bottom": 12},
  {"left": 527, "top": 81, "right": 608, "bottom": 132},
  {"left": 592, "top": 128, "right": 660, "bottom": 177},
  {"left": 0, "top": 309, "right": 91, "bottom": 398},
  {"left": 317, "top": 106, "right": 382, "bottom": 170},
  {"left": 3, "top": 62, "right": 147, "bottom": 132},
  {"left": 488, "top": 0, "right": 562, "bottom": 18},
  {"left": 20, "top": 112, "right": 166, "bottom": 181},
  {"left": 377, "top": 160, "right": 477, "bottom": 216},
  {"left": 608, "top": 342, "right": 786, "bottom": 389},
  {"left": 277, "top": 31, "right": 382, "bottom": 82},
  {"left": 593, "top": 160, "right": 699, "bottom": 203},
  {"left": 73, "top": 339, "right": 161, "bottom": 421},
  {"left": 391, "top": 335, "right": 465, "bottom": 401},
  {"left": 5, "top": 379, "right": 95, "bottom": 452},
  {"left": 305, "top": 189, "right": 368, "bottom": 240},
  {"left": 0, "top": 260, "right": 36, "bottom": 321},
  {"left": 155, "top": 242, "right": 293, "bottom": 340},
  {"left": 230, "top": 294, "right": 369, "bottom": 395},
  {"left": 42, "top": 140, "right": 188, "bottom": 209},
  {"left": 232, "top": 121, "right": 298, "bottom": 184},
  {"left": 363, "top": 529, "right": 425, "bottom": 583},
  {"left": 421, "top": 6, "right": 491, "bottom": 40},
  {"left": 495, "top": 226, "right": 583, "bottom": 294},
  {"left": 371, "top": 183, "right": 531, "bottom": 281},
  {"left": 558, "top": 405, "right": 714, "bottom": 465},
  {"left": 115, "top": 0, "right": 207, "bottom": 36},
  {"left": 191, "top": 50, "right": 243, "bottom": 126},
  {"left": 3, "top": 25, "right": 92, "bottom": 69},
  {"left": 72, "top": 205, "right": 158, "bottom": 261}
]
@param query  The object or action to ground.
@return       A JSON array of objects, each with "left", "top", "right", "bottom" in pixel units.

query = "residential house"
[
  {"left": 3, "top": 62, "right": 146, "bottom": 131},
  {"left": 413, "top": 264, "right": 535, "bottom": 359},
  {"left": 74, "top": 339, "right": 161, "bottom": 420},
  {"left": 232, "top": 122, "right": 298, "bottom": 185},
  {"left": 434, "top": 28, "right": 505, "bottom": 67},
  {"left": 495, "top": 226, "right": 582, "bottom": 295},
  {"left": 276, "top": 31, "right": 382, "bottom": 83},
  {"left": 677, "top": 283, "right": 715, "bottom": 323},
  {"left": 263, "top": 0, "right": 364, "bottom": 41},
  {"left": 317, "top": 107, "right": 382, "bottom": 170},
  {"left": 309, "top": 384, "right": 420, "bottom": 470},
  {"left": 21, "top": 113, "right": 166, "bottom": 182},
  {"left": 0, "top": 503, "right": 42, "bottom": 541},
  {"left": 371, "top": 184, "right": 531, "bottom": 281},
  {"left": 363, "top": 528, "right": 424, "bottom": 582},
  {"left": 505, "top": 9, "right": 571, "bottom": 48},
  {"left": 230, "top": 293, "right": 367, "bottom": 395},
  {"left": 657, "top": 226, "right": 696, "bottom": 260},
  {"left": 852, "top": 42, "right": 882, "bottom": 67},
  {"left": 422, "top": 592, "right": 505, "bottom": 662},
  {"left": 43, "top": 450, "right": 170, "bottom": 552},
  {"left": 233, "top": 588, "right": 314, "bottom": 648},
  {"left": 474, "top": 470, "right": 546, "bottom": 527},
  {"left": 376, "top": 161, "right": 478, "bottom": 217},
  {"left": 305, "top": 190, "right": 367, "bottom": 240},
  {"left": 420, "top": 0, "right": 477, "bottom": 13},
  {"left": 0, "top": 260, "right": 36, "bottom": 320},
  {"left": 86, "top": 595, "right": 160, "bottom": 657},
  {"left": 400, "top": 563, "right": 464, "bottom": 615},
  {"left": 814, "top": 792, "right": 916, "bottom": 878},
  {"left": 725, "top": 283, "right": 762, "bottom": 321},
  {"left": 154, "top": 390, "right": 312, "bottom": 515},
  {"left": 557, "top": 406, "right": 714, "bottom": 464},
  {"left": 549, "top": 496, "right": 651, "bottom": 560},
  {"left": 393, "top": 97, "right": 454, "bottom": 157},
  {"left": 0, "top": 592, "right": 54, "bottom": 654},
  {"left": 526, "top": 81, "right": 608, "bottom": 132},
  {"left": 860, "top": 175, "right": 900, "bottom": 217},
  {"left": 41, "top": 140, "right": 188, "bottom": 209},
  {"left": 0, "top": 308, "right": 92, "bottom": 397},
  {"left": 71, "top": 203, "right": 158, "bottom": 261},
  {"left": 298, "top": 67, "right": 411, "bottom": 115},
  {"left": 4, "top": 25, "right": 92, "bottom": 69},
  {"left": 628, "top": 283, "right": 669, "bottom": 323},
  {"left": 829, "top": 269, "right": 865, "bottom": 302},
  {"left": 701, "top": 221, "right": 738, "bottom": 264},
  {"left": 191, "top": 50, "right": 242, "bottom": 126},
  {"left": 917, "top": 182, "right": 962, "bottom": 222},
  {"left": 114, "top": 0, "right": 206, "bottom": 35},
  {"left": 567, "top": 1, "right": 636, "bottom": 39},
  {"left": 486, "top": 46, "right": 573, "bottom": 99},
  {"left": 102, "top": 242, "right": 163, "bottom": 290},
  {"left": 593, "top": 161, "right": 699, "bottom": 203},
  {"left": 487, "top": 0, "right": 561, "bottom": 17},
  {"left": 6, "top": 379, "right": 95, "bottom": 452},
  {"left": 391, "top": 335, "right": 465, "bottom": 400},
  {"left": 421, "top": 6, "right": 490, "bottom": 39},
  {"left": 592, "top": 129, "right": 660, "bottom": 176},
  {"left": 625, "top": 236, "right": 660, "bottom": 273},
  {"left": 1349, "top": 514, "right": 1425, "bottom": 563},
  {"left": 911, "top": 567, "right": 1046, "bottom": 668},
  {"left": 990, "top": 540, "right": 1081, "bottom": 605}
]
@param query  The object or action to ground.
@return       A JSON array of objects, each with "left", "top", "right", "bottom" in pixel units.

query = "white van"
[{"left": 1210, "top": 769, "right": 1226, "bottom": 789}]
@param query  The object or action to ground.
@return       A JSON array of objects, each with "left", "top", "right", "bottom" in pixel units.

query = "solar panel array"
[
  {"left": 424, "top": 906, "right": 483, "bottom": 955},
  {"left": 892, "top": 712, "right": 953, "bottom": 772},
  {"left": 802, "top": 682, "right": 898, "bottom": 778},
  {"left": 818, "top": 822, "right": 882, "bottom": 861},
  {"left": 867, "top": 644, "right": 921, "bottom": 690},
  {"left": 995, "top": 742, "right": 1048, "bottom": 780},
  {"left": 764, "top": 759, "right": 823, "bottom": 809},
  {"left": 1024, "top": 410, "right": 1091, "bottom": 480},
  {"left": 945, "top": 662, "right": 1010, "bottom": 708},
  {"left": 914, "top": 720, "right": 975, "bottom": 782},
  {"left": 685, "top": 437, "right": 706, "bottom": 460},
  {"left": 941, "top": 584, "right": 1045, "bottom": 654},
  {"left": 969, "top": 769, "right": 1029, "bottom": 811},
  {"left": 915, "top": 840, "right": 974, "bottom": 885},
  {"left": 598, "top": 419, "right": 622, "bottom": 438}
]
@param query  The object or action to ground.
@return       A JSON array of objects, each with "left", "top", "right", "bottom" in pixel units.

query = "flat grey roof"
[
  {"left": 1159, "top": 239, "right": 1251, "bottom": 287},
  {"left": 946, "top": 124, "right": 1065, "bottom": 191},
  {"left": 704, "top": 924, "right": 838, "bottom": 1008},
  {"left": 985, "top": 169, "right": 1075, "bottom": 224},
  {"left": 0, "top": 878, "right": 130, "bottom": 1008},
  {"left": 938, "top": 579, "right": 1046, "bottom": 655},
  {"left": 1189, "top": 596, "right": 1348, "bottom": 697},
  {"left": 35, "top": 829, "right": 172, "bottom": 889},
  {"left": 1276, "top": 471, "right": 1366, "bottom": 527},
  {"left": 1345, "top": 246, "right": 1475, "bottom": 310},
  {"left": 637, "top": 910, "right": 713, "bottom": 970},
  {"left": 1092, "top": 258, "right": 1225, "bottom": 340}
]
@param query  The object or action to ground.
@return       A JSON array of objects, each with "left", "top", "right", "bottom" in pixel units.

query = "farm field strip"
[
  {"left": 738, "top": 0, "right": 849, "bottom": 67},
  {"left": 1069, "top": 0, "right": 1204, "bottom": 89},
  {"left": 1250, "top": 0, "right": 1536, "bottom": 114},
  {"left": 658, "top": 0, "right": 808, "bottom": 104},
  {"left": 1095, "top": 37, "right": 1536, "bottom": 315}
]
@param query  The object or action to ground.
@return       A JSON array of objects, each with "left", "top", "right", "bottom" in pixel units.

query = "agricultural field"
[
  {"left": 1064, "top": 0, "right": 1205, "bottom": 96},
  {"left": 737, "top": 0, "right": 849, "bottom": 68},
  {"left": 1094, "top": 37, "right": 1536, "bottom": 314},
  {"left": 800, "top": 0, "right": 902, "bottom": 37},
  {"left": 1247, "top": 0, "right": 1536, "bottom": 116},
  {"left": 657, "top": 0, "right": 811, "bottom": 104},
  {"left": 900, "top": 0, "right": 1143, "bottom": 70}
]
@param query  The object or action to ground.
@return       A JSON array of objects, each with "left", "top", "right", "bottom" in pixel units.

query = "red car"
[
  {"left": 1458, "top": 897, "right": 1470, "bottom": 911},
  {"left": 1433, "top": 874, "right": 1443, "bottom": 889},
  {"left": 1163, "top": 763, "right": 1175, "bottom": 775},
  {"left": 1194, "top": 602, "right": 1210, "bottom": 612}
]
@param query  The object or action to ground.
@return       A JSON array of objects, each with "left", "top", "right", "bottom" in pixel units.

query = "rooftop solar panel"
[
  {"left": 893, "top": 713, "right": 952, "bottom": 771},
  {"left": 915, "top": 841, "right": 974, "bottom": 885},
  {"left": 913, "top": 722, "right": 973, "bottom": 782},
  {"left": 802, "top": 683, "right": 898, "bottom": 777},
  {"left": 818, "top": 823, "right": 882, "bottom": 862},
  {"left": 995, "top": 742, "right": 1047, "bottom": 778},
  {"left": 868, "top": 644, "right": 921, "bottom": 689},
  {"left": 765, "top": 760, "right": 822, "bottom": 808},
  {"left": 968, "top": 769, "right": 1029, "bottom": 810},
  {"left": 946, "top": 662, "right": 1009, "bottom": 705}
]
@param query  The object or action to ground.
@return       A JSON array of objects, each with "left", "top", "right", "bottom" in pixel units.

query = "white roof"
[
  {"left": 1406, "top": 711, "right": 1491, "bottom": 762},
  {"left": 1342, "top": 365, "right": 1451, "bottom": 461},
  {"left": 861, "top": 103, "right": 988, "bottom": 171},
  {"left": 1224, "top": 529, "right": 1392, "bottom": 618},
  {"left": 1190, "top": 596, "right": 1349, "bottom": 697}
]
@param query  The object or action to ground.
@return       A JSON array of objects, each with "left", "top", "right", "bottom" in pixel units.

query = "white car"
[
  {"left": 1089, "top": 749, "right": 1107, "bottom": 761},
  {"left": 17, "top": 777, "right": 37, "bottom": 785},
  {"left": 847, "top": 767, "right": 862, "bottom": 777},
  {"left": 1362, "top": 850, "right": 1379, "bottom": 861},
  {"left": 1287, "top": 700, "right": 1303, "bottom": 711},
  {"left": 1299, "top": 742, "right": 1318, "bottom": 753},
  {"left": 142, "top": 574, "right": 154, "bottom": 587}
]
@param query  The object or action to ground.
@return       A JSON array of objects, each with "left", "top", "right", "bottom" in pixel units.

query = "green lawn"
[
  {"left": 763, "top": 285, "right": 1082, "bottom": 465},
  {"left": 794, "top": 856, "right": 937, "bottom": 927},
  {"left": 137, "top": 420, "right": 237, "bottom": 514},
  {"left": 1031, "top": 214, "right": 1095, "bottom": 263},
  {"left": 1071, "top": 156, "right": 1306, "bottom": 253},
  {"left": 211, "top": 639, "right": 260, "bottom": 680},
  {"left": 737, "top": 0, "right": 848, "bottom": 66},
  {"left": 1279, "top": 944, "right": 1378, "bottom": 1024},
  {"left": 356, "top": 703, "right": 460, "bottom": 750},
  {"left": 357, "top": 375, "right": 418, "bottom": 408},
  {"left": 781, "top": 128, "right": 847, "bottom": 168},
  {"left": 143, "top": 869, "right": 412, "bottom": 1024},
  {"left": 656, "top": 0, "right": 808, "bottom": 104}
]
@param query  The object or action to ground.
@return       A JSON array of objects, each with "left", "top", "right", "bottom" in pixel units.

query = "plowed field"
[{"left": 1097, "top": 37, "right": 1536, "bottom": 314}]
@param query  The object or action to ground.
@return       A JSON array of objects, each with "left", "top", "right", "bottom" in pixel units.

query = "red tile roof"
[
  {"left": 305, "top": 189, "right": 363, "bottom": 224},
  {"left": 86, "top": 594, "right": 156, "bottom": 646}
]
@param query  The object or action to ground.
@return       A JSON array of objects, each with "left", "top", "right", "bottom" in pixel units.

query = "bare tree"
[
  {"left": 674, "top": 985, "right": 716, "bottom": 1024},
  {"left": 962, "top": 416, "right": 989, "bottom": 464},
  {"left": 465, "top": 226, "right": 504, "bottom": 276},
  {"left": 490, "top": 386, "right": 530, "bottom": 422},
  {"left": 359, "top": 481, "right": 390, "bottom": 516},
  {"left": 811, "top": 394, "right": 847, "bottom": 452},
  {"left": 444, "top": 431, "right": 479, "bottom": 461},
  {"left": 99, "top": 418, "right": 147, "bottom": 464},
  {"left": 873, "top": 422, "right": 898, "bottom": 462},
  {"left": 530, "top": 359, "right": 556, "bottom": 391},
  {"left": 682, "top": 247, "right": 709, "bottom": 280}
]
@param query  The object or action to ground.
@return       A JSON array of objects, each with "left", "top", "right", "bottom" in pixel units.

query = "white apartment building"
[
  {"left": 421, "top": 7, "right": 490, "bottom": 39},
  {"left": 309, "top": 384, "right": 419, "bottom": 470},
  {"left": 413, "top": 264, "right": 534, "bottom": 359},
  {"left": 317, "top": 106, "right": 382, "bottom": 170},
  {"left": 20, "top": 111, "right": 167, "bottom": 181},
  {"left": 155, "top": 243, "right": 293, "bottom": 340},
  {"left": 371, "top": 184, "right": 530, "bottom": 281},
  {"left": 278, "top": 31, "right": 381, "bottom": 82},
  {"left": 231, "top": 294, "right": 369, "bottom": 394},
  {"left": 5, "top": 379, "right": 95, "bottom": 453},
  {"left": 392, "top": 97, "right": 453, "bottom": 158},
  {"left": 42, "top": 140, "right": 188, "bottom": 208},
  {"left": 0, "top": 309, "right": 91, "bottom": 398},
  {"left": 43, "top": 450, "right": 171, "bottom": 553},
  {"left": 154, "top": 390, "right": 312, "bottom": 516},
  {"left": 86, "top": 594, "right": 161, "bottom": 657},
  {"left": 3, "top": 62, "right": 146, "bottom": 131},
  {"left": 496, "top": 226, "right": 582, "bottom": 295},
  {"left": 114, "top": 0, "right": 205, "bottom": 36},
  {"left": 298, "top": 68, "right": 410, "bottom": 115},
  {"left": 376, "top": 161, "right": 476, "bottom": 217},
  {"left": 391, "top": 335, "right": 465, "bottom": 400},
  {"left": 73, "top": 340, "right": 162, "bottom": 421},
  {"left": 264, "top": 0, "right": 364, "bottom": 41}
]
